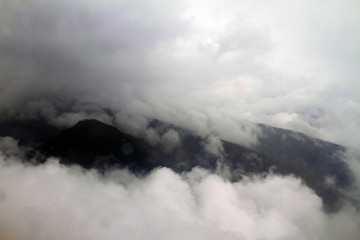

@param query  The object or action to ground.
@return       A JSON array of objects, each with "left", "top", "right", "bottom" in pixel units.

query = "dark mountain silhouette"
[
  {"left": 40, "top": 119, "right": 150, "bottom": 170},
  {"left": 0, "top": 119, "right": 60, "bottom": 145},
  {"left": 1, "top": 118, "right": 356, "bottom": 211},
  {"left": 255, "top": 124, "right": 353, "bottom": 209}
]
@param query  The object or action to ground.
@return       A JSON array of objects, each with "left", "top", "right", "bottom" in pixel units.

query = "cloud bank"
[
  {"left": 0, "top": 139, "right": 359, "bottom": 240},
  {"left": 0, "top": 0, "right": 359, "bottom": 149}
]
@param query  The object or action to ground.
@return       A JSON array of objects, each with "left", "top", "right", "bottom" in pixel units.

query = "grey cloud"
[
  {"left": 0, "top": 137, "right": 24, "bottom": 158},
  {"left": 202, "top": 135, "right": 224, "bottom": 157},
  {"left": 160, "top": 129, "right": 182, "bottom": 153},
  {"left": 0, "top": 0, "right": 187, "bottom": 111},
  {"left": 0, "top": 0, "right": 359, "bottom": 151},
  {"left": 0, "top": 0, "right": 265, "bottom": 148}
]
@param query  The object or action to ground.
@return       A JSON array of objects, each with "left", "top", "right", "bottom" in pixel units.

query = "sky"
[{"left": 0, "top": 0, "right": 360, "bottom": 239}]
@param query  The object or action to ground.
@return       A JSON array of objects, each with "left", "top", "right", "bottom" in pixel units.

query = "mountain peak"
[
  {"left": 76, "top": 118, "right": 109, "bottom": 126},
  {"left": 74, "top": 118, "right": 115, "bottom": 129},
  {"left": 69, "top": 119, "right": 119, "bottom": 137}
]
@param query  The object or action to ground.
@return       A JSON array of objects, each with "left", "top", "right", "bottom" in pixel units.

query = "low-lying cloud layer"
[
  {"left": 1, "top": 0, "right": 359, "bottom": 149},
  {"left": 0, "top": 139, "right": 359, "bottom": 240}
]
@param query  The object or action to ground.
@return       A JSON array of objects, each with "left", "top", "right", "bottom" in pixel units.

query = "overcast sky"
[
  {"left": 1, "top": 0, "right": 359, "bottom": 149},
  {"left": 0, "top": 1, "right": 360, "bottom": 239}
]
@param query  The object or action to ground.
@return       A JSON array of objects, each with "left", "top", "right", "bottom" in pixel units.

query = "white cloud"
[{"left": 0, "top": 148, "right": 359, "bottom": 240}]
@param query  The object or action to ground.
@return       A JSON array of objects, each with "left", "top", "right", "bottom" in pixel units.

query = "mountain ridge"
[{"left": 0, "top": 118, "right": 356, "bottom": 211}]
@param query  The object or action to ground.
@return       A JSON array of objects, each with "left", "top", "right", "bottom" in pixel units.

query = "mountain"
[
  {"left": 40, "top": 119, "right": 149, "bottom": 170},
  {"left": 255, "top": 124, "right": 352, "bottom": 209},
  {"left": 0, "top": 118, "right": 356, "bottom": 211},
  {"left": 0, "top": 119, "right": 61, "bottom": 145}
]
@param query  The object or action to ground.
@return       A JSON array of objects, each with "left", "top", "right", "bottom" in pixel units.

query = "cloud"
[
  {"left": 0, "top": 2, "right": 359, "bottom": 238},
  {"left": 160, "top": 129, "right": 182, "bottom": 153},
  {"left": 202, "top": 135, "right": 224, "bottom": 157},
  {"left": 0, "top": 143, "right": 359, "bottom": 240},
  {"left": 0, "top": 137, "right": 24, "bottom": 158},
  {"left": 0, "top": 0, "right": 359, "bottom": 150}
]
